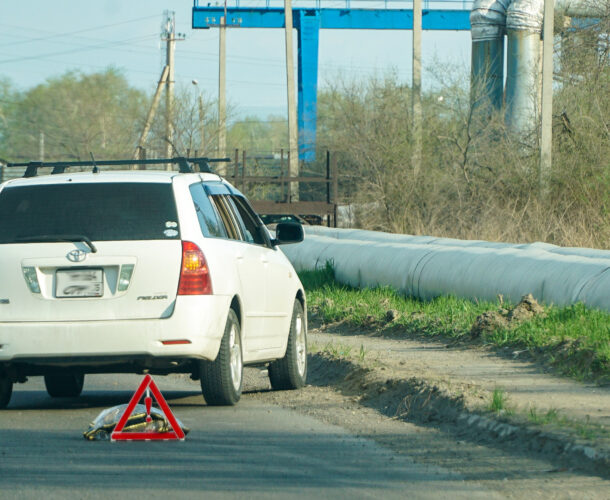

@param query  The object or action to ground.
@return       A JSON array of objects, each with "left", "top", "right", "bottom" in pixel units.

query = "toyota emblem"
[{"left": 67, "top": 249, "right": 88, "bottom": 263}]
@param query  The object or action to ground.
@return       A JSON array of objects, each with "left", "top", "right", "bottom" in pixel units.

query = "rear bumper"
[{"left": 0, "top": 295, "right": 230, "bottom": 369}]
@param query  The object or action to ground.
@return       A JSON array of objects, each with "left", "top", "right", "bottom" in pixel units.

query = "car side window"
[
  {"left": 209, "top": 194, "right": 242, "bottom": 241},
  {"left": 189, "top": 183, "right": 227, "bottom": 238},
  {"left": 231, "top": 195, "right": 269, "bottom": 246}
]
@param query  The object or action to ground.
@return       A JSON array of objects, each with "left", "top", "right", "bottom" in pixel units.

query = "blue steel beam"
[
  {"left": 192, "top": 7, "right": 471, "bottom": 162},
  {"left": 192, "top": 8, "right": 471, "bottom": 30},
  {"left": 297, "top": 10, "right": 321, "bottom": 162}
]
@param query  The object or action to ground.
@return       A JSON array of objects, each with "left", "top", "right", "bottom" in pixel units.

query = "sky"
[{"left": 0, "top": 1, "right": 473, "bottom": 119}]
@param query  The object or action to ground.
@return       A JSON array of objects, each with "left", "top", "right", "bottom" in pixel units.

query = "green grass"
[
  {"left": 300, "top": 266, "right": 610, "bottom": 382},
  {"left": 489, "top": 388, "right": 510, "bottom": 413},
  {"left": 528, "top": 407, "right": 560, "bottom": 425},
  {"left": 526, "top": 407, "right": 604, "bottom": 440}
]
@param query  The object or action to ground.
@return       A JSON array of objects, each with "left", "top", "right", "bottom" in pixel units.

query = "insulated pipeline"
[
  {"left": 506, "top": 0, "right": 544, "bottom": 32},
  {"left": 470, "top": 0, "right": 511, "bottom": 41},
  {"left": 283, "top": 227, "right": 610, "bottom": 312}
]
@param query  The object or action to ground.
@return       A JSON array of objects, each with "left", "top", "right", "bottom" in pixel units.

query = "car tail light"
[{"left": 178, "top": 241, "right": 212, "bottom": 295}]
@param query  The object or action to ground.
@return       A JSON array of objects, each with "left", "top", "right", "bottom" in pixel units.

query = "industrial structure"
[
  {"left": 192, "top": 1, "right": 471, "bottom": 162},
  {"left": 192, "top": 1, "right": 607, "bottom": 162},
  {"left": 471, "top": 0, "right": 608, "bottom": 139}
]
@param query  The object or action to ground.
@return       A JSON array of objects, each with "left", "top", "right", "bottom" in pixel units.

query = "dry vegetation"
[
  {"left": 317, "top": 12, "right": 610, "bottom": 249},
  {"left": 1, "top": 13, "right": 607, "bottom": 249}
]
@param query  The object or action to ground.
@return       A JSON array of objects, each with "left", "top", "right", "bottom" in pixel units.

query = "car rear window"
[{"left": 0, "top": 182, "right": 180, "bottom": 242}]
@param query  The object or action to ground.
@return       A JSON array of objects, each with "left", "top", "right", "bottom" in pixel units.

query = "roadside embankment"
[{"left": 306, "top": 328, "right": 610, "bottom": 478}]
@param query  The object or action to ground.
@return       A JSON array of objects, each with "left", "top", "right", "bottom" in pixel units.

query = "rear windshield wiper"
[{"left": 15, "top": 234, "right": 98, "bottom": 253}]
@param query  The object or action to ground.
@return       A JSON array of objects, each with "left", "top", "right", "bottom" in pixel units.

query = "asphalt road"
[{"left": 0, "top": 372, "right": 497, "bottom": 499}]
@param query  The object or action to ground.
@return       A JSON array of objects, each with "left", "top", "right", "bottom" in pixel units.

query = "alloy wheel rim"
[
  {"left": 229, "top": 324, "right": 242, "bottom": 392},
  {"left": 295, "top": 314, "right": 306, "bottom": 376}
]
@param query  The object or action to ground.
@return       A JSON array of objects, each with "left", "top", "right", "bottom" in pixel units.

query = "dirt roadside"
[{"left": 245, "top": 323, "right": 610, "bottom": 498}]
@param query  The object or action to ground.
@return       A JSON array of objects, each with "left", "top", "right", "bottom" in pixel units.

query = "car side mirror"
[{"left": 272, "top": 222, "right": 304, "bottom": 246}]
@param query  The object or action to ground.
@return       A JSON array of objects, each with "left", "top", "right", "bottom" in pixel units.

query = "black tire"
[
  {"left": 200, "top": 309, "right": 243, "bottom": 406},
  {"left": 0, "top": 373, "right": 12, "bottom": 409},
  {"left": 268, "top": 300, "right": 307, "bottom": 390},
  {"left": 44, "top": 373, "right": 85, "bottom": 398}
]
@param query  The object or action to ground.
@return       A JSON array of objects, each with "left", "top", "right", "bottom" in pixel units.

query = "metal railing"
[{"left": 226, "top": 149, "right": 339, "bottom": 226}]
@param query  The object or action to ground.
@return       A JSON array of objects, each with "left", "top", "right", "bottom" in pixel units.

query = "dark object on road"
[{"left": 83, "top": 403, "right": 190, "bottom": 441}]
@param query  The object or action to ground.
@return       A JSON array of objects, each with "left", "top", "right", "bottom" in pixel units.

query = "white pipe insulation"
[
  {"left": 284, "top": 226, "right": 610, "bottom": 312},
  {"left": 505, "top": 0, "right": 544, "bottom": 136},
  {"left": 471, "top": 0, "right": 610, "bottom": 136}
]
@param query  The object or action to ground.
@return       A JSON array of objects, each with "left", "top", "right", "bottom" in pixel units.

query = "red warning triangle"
[{"left": 111, "top": 374, "right": 185, "bottom": 441}]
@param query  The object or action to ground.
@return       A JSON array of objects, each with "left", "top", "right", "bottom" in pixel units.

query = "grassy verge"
[{"left": 299, "top": 265, "right": 610, "bottom": 383}]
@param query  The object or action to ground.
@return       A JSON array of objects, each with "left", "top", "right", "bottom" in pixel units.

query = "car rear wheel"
[
  {"left": 200, "top": 309, "right": 243, "bottom": 406},
  {"left": 0, "top": 373, "right": 12, "bottom": 409},
  {"left": 268, "top": 300, "right": 307, "bottom": 390},
  {"left": 44, "top": 373, "right": 85, "bottom": 398}
]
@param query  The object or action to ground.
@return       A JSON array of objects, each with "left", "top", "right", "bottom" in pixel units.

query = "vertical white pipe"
[{"left": 505, "top": 0, "right": 544, "bottom": 138}]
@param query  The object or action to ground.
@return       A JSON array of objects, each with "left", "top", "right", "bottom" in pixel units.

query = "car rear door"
[
  {"left": 203, "top": 184, "right": 271, "bottom": 355},
  {"left": 230, "top": 195, "right": 294, "bottom": 346}
]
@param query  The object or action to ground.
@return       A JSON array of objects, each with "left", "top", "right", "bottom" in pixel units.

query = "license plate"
[{"left": 56, "top": 269, "right": 103, "bottom": 298}]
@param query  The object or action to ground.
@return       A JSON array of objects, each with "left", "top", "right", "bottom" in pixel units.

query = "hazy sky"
[{"left": 0, "top": 1, "right": 472, "bottom": 118}]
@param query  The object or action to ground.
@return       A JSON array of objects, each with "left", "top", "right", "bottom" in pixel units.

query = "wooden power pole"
[
  {"left": 135, "top": 65, "right": 169, "bottom": 160},
  {"left": 134, "top": 12, "right": 183, "bottom": 165},
  {"left": 284, "top": 0, "right": 299, "bottom": 202}
]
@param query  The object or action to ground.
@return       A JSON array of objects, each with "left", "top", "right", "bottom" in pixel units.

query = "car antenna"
[{"left": 90, "top": 152, "right": 99, "bottom": 173}]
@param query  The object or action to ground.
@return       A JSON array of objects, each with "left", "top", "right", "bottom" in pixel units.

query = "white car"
[{"left": 0, "top": 160, "right": 307, "bottom": 408}]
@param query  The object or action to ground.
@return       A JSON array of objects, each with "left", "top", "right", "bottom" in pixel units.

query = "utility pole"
[
  {"left": 284, "top": 0, "right": 299, "bottom": 202},
  {"left": 540, "top": 0, "right": 554, "bottom": 194},
  {"left": 198, "top": 94, "right": 206, "bottom": 155},
  {"left": 135, "top": 65, "right": 169, "bottom": 161},
  {"left": 192, "top": 79, "right": 206, "bottom": 159},
  {"left": 162, "top": 11, "right": 184, "bottom": 167},
  {"left": 412, "top": 0, "right": 422, "bottom": 177},
  {"left": 39, "top": 131, "right": 45, "bottom": 162},
  {"left": 164, "top": 12, "right": 176, "bottom": 167},
  {"left": 197, "top": 91, "right": 206, "bottom": 158},
  {"left": 218, "top": 16, "right": 227, "bottom": 174}
]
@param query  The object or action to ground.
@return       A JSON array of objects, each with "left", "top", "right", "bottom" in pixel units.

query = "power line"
[
  {"left": 0, "top": 15, "right": 161, "bottom": 48},
  {"left": 0, "top": 34, "right": 159, "bottom": 65}
]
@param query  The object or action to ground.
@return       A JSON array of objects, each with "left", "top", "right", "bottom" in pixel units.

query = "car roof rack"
[{"left": 4, "top": 156, "right": 231, "bottom": 178}]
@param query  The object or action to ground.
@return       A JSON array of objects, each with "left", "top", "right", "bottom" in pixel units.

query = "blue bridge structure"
[{"left": 192, "top": 1, "right": 472, "bottom": 162}]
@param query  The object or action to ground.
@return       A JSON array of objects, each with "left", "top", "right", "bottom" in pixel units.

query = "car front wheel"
[
  {"left": 268, "top": 300, "right": 307, "bottom": 390},
  {"left": 44, "top": 373, "right": 85, "bottom": 398},
  {"left": 0, "top": 372, "right": 12, "bottom": 409},
  {"left": 200, "top": 308, "right": 243, "bottom": 406}
]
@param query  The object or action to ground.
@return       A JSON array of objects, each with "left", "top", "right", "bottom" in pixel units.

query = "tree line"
[{"left": 1, "top": 9, "right": 608, "bottom": 248}]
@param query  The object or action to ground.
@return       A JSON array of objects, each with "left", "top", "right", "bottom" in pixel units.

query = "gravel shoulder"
[
  {"left": 246, "top": 324, "right": 610, "bottom": 498},
  {"left": 311, "top": 325, "right": 610, "bottom": 429}
]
